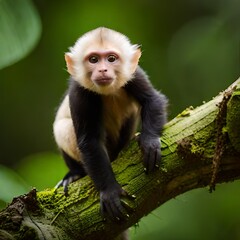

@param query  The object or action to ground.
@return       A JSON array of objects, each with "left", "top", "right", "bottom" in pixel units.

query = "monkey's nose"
[{"left": 99, "top": 69, "right": 108, "bottom": 73}]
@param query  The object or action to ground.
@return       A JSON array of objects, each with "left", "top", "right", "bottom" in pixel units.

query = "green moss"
[
  {"left": 192, "top": 122, "right": 216, "bottom": 159},
  {"left": 176, "top": 106, "right": 194, "bottom": 118},
  {"left": 175, "top": 121, "right": 216, "bottom": 164},
  {"left": 227, "top": 88, "right": 240, "bottom": 152}
]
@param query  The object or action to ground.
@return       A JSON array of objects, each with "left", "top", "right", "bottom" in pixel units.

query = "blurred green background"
[{"left": 0, "top": 0, "right": 240, "bottom": 239}]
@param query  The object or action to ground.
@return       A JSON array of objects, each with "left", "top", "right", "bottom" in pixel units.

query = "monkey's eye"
[
  {"left": 89, "top": 56, "right": 99, "bottom": 64},
  {"left": 107, "top": 55, "right": 117, "bottom": 63}
]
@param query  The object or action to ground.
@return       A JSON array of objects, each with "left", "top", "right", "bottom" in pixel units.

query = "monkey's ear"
[
  {"left": 65, "top": 53, "right": 74, "bottom": 75},
  {"left": 130, "top": 48, "right": 142, "bottom": 74}
]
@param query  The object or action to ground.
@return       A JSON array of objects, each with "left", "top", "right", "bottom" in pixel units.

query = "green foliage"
[
  {"left": 16, "top": 152, "right": 67, "bottom": 191},
  {"left": 131, "top": 182, "right": 240, "bottom": 240},
  {"left": 0, "top": 164, "right": 29, "bottom": 203},
  {"left": 167, "top": 11, "right": 240, "bottom": 110},
  {"left": 0, "top": 152, "right": 66, "bottom": 209},
  {"left": 0, "top": 0, "right": 41, "bottom": 70}
]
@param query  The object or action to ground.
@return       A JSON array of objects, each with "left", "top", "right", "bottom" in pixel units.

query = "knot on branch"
[
  {"left": 177, "top": 137, "right": 204, "bottom": 162},
  {"left": 226, "top": 84, "right": 240, "bottom": 153},
  {"left": 209, "top": 88, "right": 235, "bottom": 192}
]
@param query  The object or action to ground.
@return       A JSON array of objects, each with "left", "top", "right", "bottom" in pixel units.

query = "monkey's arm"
[
  {"left": 124, "top": 67, "right": 168, "bottom": 173},
  {"left": 68, "top": 79, "right": 128, "bottom": 220}
]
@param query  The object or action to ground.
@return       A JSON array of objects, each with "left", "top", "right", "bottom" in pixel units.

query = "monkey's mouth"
[{"left": 95, "top": 77, "right": 113, "bottom": 86}]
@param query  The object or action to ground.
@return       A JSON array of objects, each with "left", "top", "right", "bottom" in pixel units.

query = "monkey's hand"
[
  {"left": 138, "top": 135, "right": 161, "bottom": 173},
  {"left": 100, "top": 183, "right": 130, "bottom": 221}
]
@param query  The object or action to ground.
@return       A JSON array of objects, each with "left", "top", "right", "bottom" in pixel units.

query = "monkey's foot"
[{"left": 55, "top": 172, "right": 81, "bottom": 195}]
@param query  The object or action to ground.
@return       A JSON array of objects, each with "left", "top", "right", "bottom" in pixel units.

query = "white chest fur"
[{"left": 53, "top": 89, "right": 139, "bottom": 161}]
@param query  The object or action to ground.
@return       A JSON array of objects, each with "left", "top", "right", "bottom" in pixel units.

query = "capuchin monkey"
[{"left": 54, "top": 27, "right": 168, "bottom": 225}]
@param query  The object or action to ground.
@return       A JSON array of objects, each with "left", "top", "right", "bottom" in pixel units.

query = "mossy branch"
[{"left": 1, "top": 79, "right": 240, "bottom": 240}]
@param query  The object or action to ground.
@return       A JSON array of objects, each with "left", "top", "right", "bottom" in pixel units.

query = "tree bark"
[{"left": 1, "top": 79, "right": 240, "bottom": 240}]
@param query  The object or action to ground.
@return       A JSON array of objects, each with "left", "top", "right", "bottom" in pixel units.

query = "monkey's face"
[
  {"left": 82, "top": 50, "right": 122, "bottom": 94},
  {"left": 64, "top": 27, "right": 142, "bottom": 95}
]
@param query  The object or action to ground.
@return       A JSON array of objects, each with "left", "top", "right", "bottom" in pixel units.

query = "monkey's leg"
[
  {"left": 54, "top": 111, "right": 87, "bottom": 193},
  {"left": 55, "top": 150, "right": 87, "bottom": 194}
]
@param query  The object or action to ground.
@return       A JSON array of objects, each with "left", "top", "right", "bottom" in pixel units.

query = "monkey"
[{"left": 53, "top": 27, "right": 168, "bottom": 223}]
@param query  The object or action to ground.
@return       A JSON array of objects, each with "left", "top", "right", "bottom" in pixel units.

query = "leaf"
[
  {"left": 0, "top": 0, "right": 41, "bottom": 70},
  {"left": 0, "top": 164, "right": 29, "bottom": 203},
  {"left": 17, "top": 152, "right": 67, "bottom": 191}
]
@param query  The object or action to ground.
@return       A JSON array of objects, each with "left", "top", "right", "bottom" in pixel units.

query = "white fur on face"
[{"left": 66, "top": 27, "right": 141, "bottom": 95}]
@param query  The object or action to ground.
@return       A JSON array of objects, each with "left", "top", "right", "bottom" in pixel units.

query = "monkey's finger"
[
  {"left": 155, "top": 148, "right": 161, "bottom": 169},
  {"left": 143, "top": 150, "right": 151, "bottom": 174},
  {"left": 120, "top": 188, "right": 136, "bottom": 201},
  {"left": 100, "top": 200, "right": 107, "bottom": 218},
  {"left": 100, "top": 194, "right": 116, "bottom": 220},
  {"left": 145, "top": 149, "right": 155, "bottom": 173},
  {"left": 110, "top": 199, "right": 126, "bottom": 221},
  {"left": 62, "top": 179, "right": 70, "bottom": 195},
  {"left": 104, "top": 195, "right": 127, "bottom": 221},
  {"left": 124, "top": 192, "right": 136, "bottom": 200},
  {"left": 121, "top": 200, "right": 134, "bottom": 214},
  {"left": 100, "top": 202, "right": 114, "bottom": 220},
  {"left": 119, "top": 188, "right": 126, "bottom": 196},
  {"left": 100, "top": 197, "right": 125, "bottom": 221},
  {"left": 151, "top": 150, "right": 158, "bottom": 172},
  {"left": 102, "top": 200, "right": 125, "bottom": 222},
  {"left": 100, "top": 199, "right": 113, "bottom": 219},
  {"left": 120, "top": 188, "right": 132, "bottom": 198},
  {"left": 54, "top": 180, "right": 64, "bottom": 189},
  {"left": 145, "top": 148, "right": 161, "bottom": 173}
]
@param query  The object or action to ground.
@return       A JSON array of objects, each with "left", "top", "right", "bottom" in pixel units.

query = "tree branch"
[{"left": 1, "top": 79, "right": 240, "bottom": 240}]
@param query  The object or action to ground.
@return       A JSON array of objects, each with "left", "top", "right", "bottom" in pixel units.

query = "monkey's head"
[{"left": 65, "top": 27, "right": 141, "bottom": 95}]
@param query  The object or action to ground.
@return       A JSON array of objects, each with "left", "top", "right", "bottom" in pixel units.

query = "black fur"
[
  {"left": 58, "top": 66, "right": 168, "bottom": 220},
  {"left": 68, "top": 80, "right": 118, "bottom": 191},
  {"left": 124, "top": 67, "right": 168, "bottom": 137},
  {"left": 62, "top": 150, "right": 86, "bottom": 177},
  {"left": 124, "top": 67, "right": 168, "bottom": 172}
]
